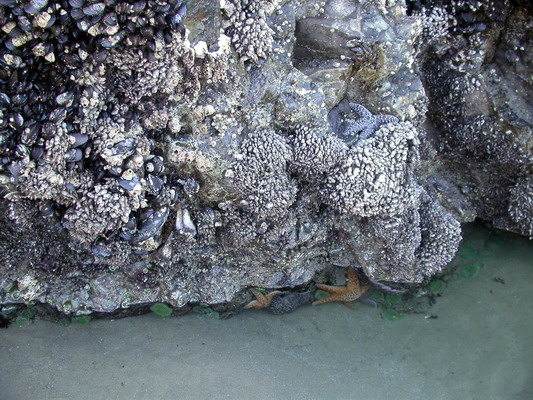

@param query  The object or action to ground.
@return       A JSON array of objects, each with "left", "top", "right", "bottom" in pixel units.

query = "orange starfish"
[
  {"left": 244, "top": 289, "right": 283, "bottom": 309},
  {"left": 312, "top": 269, "right": 369, "bottom": 309}
]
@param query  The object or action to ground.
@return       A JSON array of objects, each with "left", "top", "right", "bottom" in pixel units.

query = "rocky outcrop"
[{"left": 0, "top": 0, "right": 530, "bottom": 317}]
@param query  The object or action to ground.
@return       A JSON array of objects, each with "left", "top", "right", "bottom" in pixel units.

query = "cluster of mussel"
[
  {"left": 89, "top": 151, "right": 183, "bottom": 258},
  {"left": 0, "top": 0, "right": 188, "bottom": 145},
  {"left": 406, "top": 0, "right": 489, "bottom": 35},
  {"left": 0, "top": 0, "right": 187, "bottom": 57},
  {"left": 0, "top": 1, "right": 190, "bottom": 255}
]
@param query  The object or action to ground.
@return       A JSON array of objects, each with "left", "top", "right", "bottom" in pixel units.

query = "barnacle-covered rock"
[
  {"left": 351, "top": 188, "right": 461, "bottom": 282},
  {"left": 412, "top": 0, "right": 533, "bottom": 232},
  {"left": 322, "top": 120, "right": 419, "bottom": 217},
  {"left": 354, "top": 207, "right": 422, "bottom": 282},
  {"left": 289, "top": 125, "right": 346, "bottom": 179},
  {"left": 221, "top": 0, "right": 277, "bottom": 64},
  {"left": 415, "top": 190, "right": 462, "bottom": 277},
  {"left": 0, "top": 0, "right": 530, "bottom": 318},
  {"left": 508, "top": 176, "right": 533, "bottom": 239},
  {"left": 273, "top": 69, "right": 329, "bottom": 130},
  {"left": 231, "top": 129, "right": 297, "bottom": 218},
  {"left": 63, "top": 183, "right": 137, "bottom": 243}
]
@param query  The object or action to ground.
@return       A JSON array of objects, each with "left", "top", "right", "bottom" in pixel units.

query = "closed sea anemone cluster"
[
  {"left": 230, "top": 106, "right": 420, "bottom": 221},
  {"left": 230, "top": 129, "right": 297, "bottom": 219},
  {"left": 289, "top": 125, "right": 346, "bottom": 180},
  {"left": 415, "top": 189, "right": 462, "bottom": 277},
  {"left": 353, "top": 187, "right": 461, "bottom": 282},
  {"left": 221, "top": 0, "right": 276, "bottom": 64},
  {"left": 322, "top": 120, "right": 419, "bottom": 217}
]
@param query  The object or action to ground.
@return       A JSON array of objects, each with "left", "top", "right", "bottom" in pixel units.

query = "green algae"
[
  {"left": 72, "top": 315, "right": 92, "bottom": 325},
  {"left": 459, "top": 261, "right": 484, "bottom": 279},
  {"left": 382, "top": 308, "right": 405, "bottom": 321},
  {"left": 459, "top": 244, "right": 478, "bottom": 260},
  {"left": 428, "top": 279, "right": 445, "bottom": 294},
  {"left": 58, "top": 318, "right": 71, "bottom": 327},
  {"left": 150, "top": 303, "right": 173, "bottom": 318},
  {"left": 15, "top": 316, "right": 31, "bottom": 327},
  {"left": 192, "top": 305, "right": 220, "bottom": 321},
  {"left": 384, "top": 293, "right": 402, "bottom": 304},
  {"left": 371, "top": 291, "right": 385, "bottom": 301},
  {"left": 382, "top": 293, "right": 404, "bottom": 309},
  {"left": 12, "top": 305, "right": 38, "bottom": 327},
  {"left": 314, "top": 289, "right": 330, "bottom": 301},
  {"left": 19, "top": 305, "right": 36, "bottom": 320}
]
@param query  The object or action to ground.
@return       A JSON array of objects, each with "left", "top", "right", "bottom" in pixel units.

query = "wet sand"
[{"left": 1, "top": 224, "right": 532, "bottom": 400}]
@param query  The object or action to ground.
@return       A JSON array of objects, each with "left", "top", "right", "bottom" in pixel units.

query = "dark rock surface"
[{"left": 0, "top": 0, "right": 530, "bottom": 317}]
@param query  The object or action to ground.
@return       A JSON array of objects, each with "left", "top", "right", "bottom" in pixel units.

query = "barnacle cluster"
[
  {"left": 323, "top": 119, "right": 419, "bottom": 217},
  {"left": 508, "top": 176, "right": 533, "bottom": 239},
  {"left": 0, "top": 0, "right": 230, "bottom": 252},
  {"left": 289, "top": 125, "right": 345, "bottom": 180},
  {"left": 351, "top": 187, "right": 461, "bottom": 282},
  {"left": 415, "top": 189, "right": 462, "bottom": 276},
  {"left": 230, "top": 129, "right": 296, "bottom": 219},
  {"left": 229, "top": 104, "right": 419, "bottom": 220},
  {"left": 221, "top": 0, "right": 276, "bottom": 64}
]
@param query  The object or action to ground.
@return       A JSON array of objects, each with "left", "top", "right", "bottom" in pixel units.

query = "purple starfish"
[{"left": 340, "top": 103, "right": 399, "bottom": 142}]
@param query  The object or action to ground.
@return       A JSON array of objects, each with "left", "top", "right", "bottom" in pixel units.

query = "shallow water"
[{"left": 1, "top": 224, "right": 532, "bottom": 400}]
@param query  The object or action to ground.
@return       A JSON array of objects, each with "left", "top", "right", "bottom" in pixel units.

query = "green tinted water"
[{"left": 1, "top": 224, "right": 532, "bottom": 400}]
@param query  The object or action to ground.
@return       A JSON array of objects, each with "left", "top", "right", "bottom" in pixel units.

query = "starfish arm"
[
  {"left": 266, "top": 291, "right": 283, "bottom": 301},
  {"left": 251, "top": 289, "right": 267, "bottom": 302},
  {"left": 312, "top": 295, "right": 342, "bottom": 306},
  {"left": 315, "top": 283, "right": 348, "bottom": 294},
  {"left": 341, "top": 119, "right": 366, "bottom": 137},
  {"left": 314, "top": 269, "right": 369, "bottom": 307},
  {"left": 375, "top": 114, "right": 399, "bottom": 125},
  {"left": 244, "top": 289, "right": 268, "bottom": 309},
  {"left": 343, "top": 301, "right": 355, "bottom": 309},
  {"left": 244, "top": 300, "right": 261, "bottom": 309},
  {"left": 358, "top": 123, "right": 377, "bottom": 140},
  {"left": 349, "top": 103, "right": 373, "bottom": 119},
  {"left": 244, "top": 290, "right": 282, "bottom": 309},
  {"left": 345, "top": 269, "right": 361, "bottom": 291}
]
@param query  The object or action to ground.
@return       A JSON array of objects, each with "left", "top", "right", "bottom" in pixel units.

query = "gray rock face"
[
  {"left": 0, "top": 0, "right": 530, "bottom": 316},
  {"left": 413, "top": 0, "right": 533, "bottom": 234}
]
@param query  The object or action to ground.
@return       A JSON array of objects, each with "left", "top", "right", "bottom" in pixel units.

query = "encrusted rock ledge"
[{"left": 0, "top": 0, "right": 531, "bottom": 319}]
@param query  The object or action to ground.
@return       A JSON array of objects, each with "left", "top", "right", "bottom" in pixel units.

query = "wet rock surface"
[{"left": 0, "top": 0, "right": 531, "bottom": 318}]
